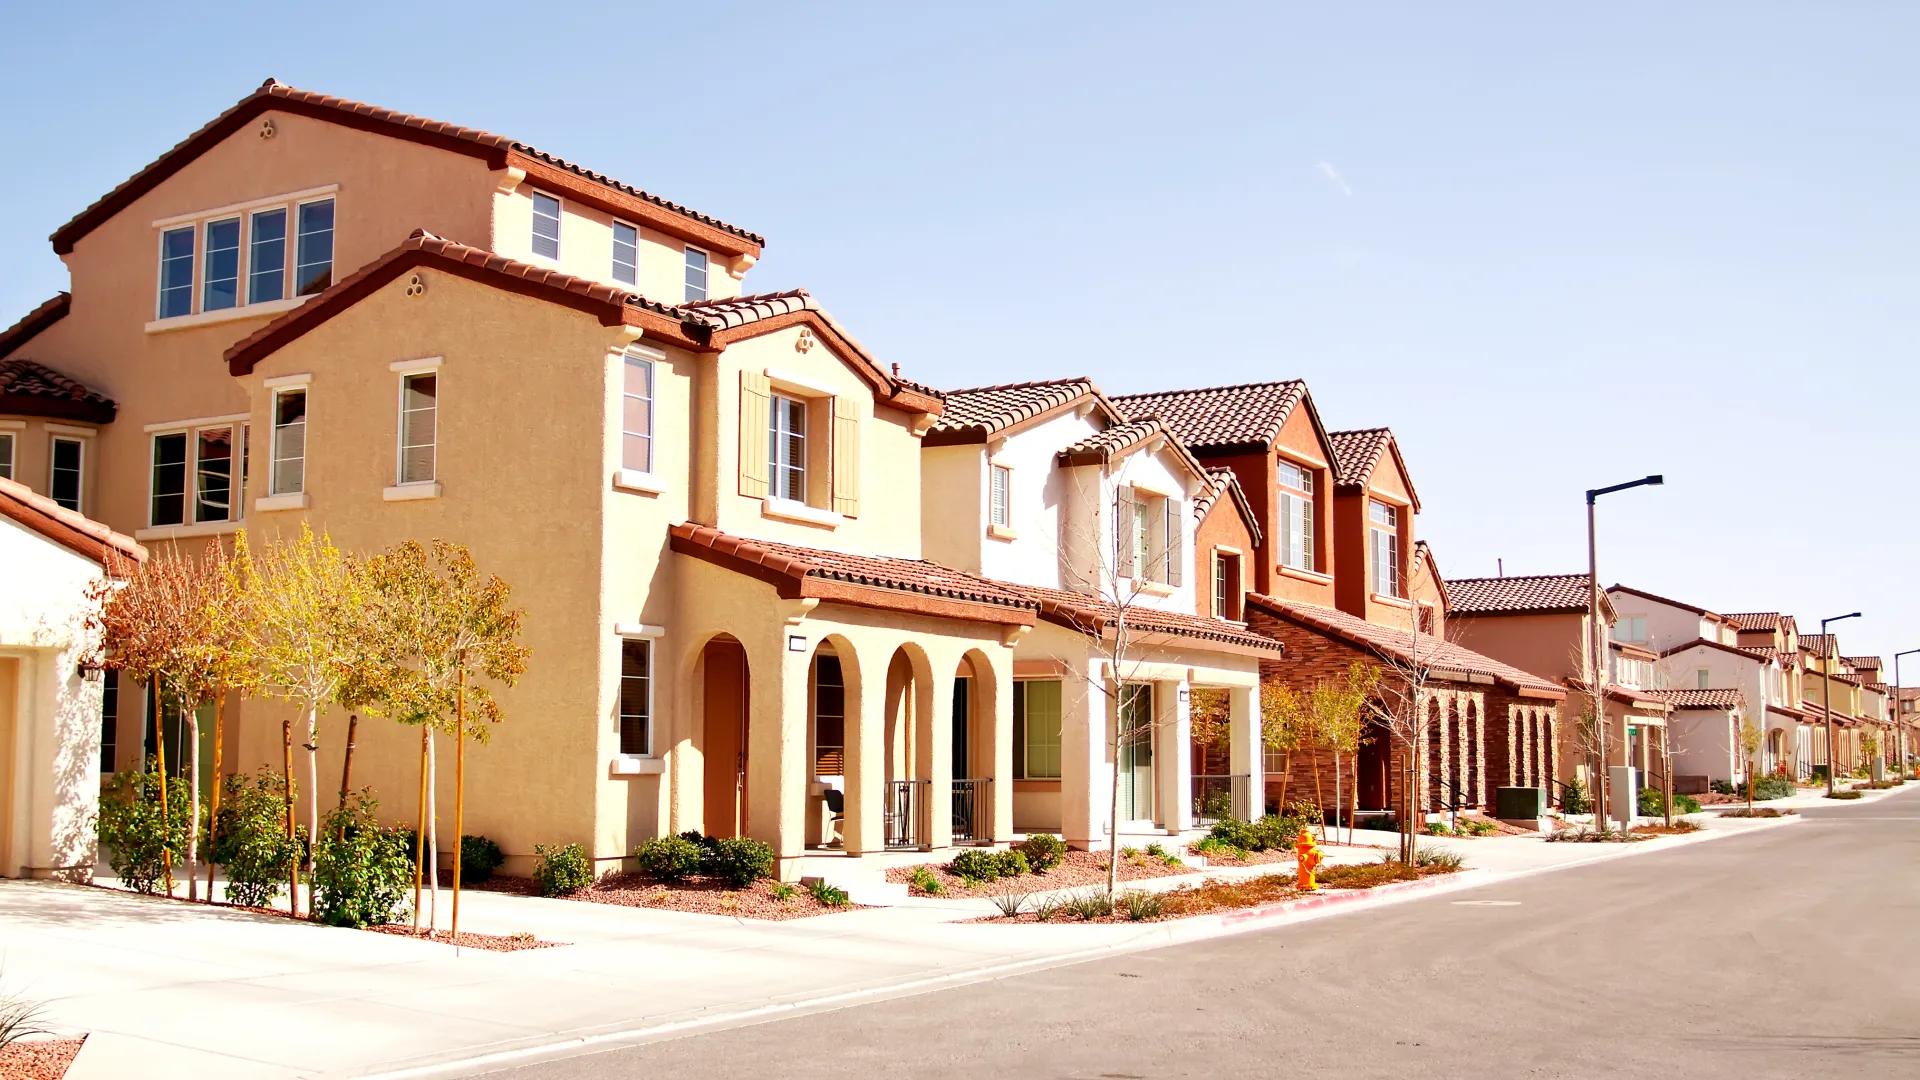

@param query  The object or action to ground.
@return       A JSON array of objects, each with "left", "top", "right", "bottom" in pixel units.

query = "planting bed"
[
  {"left": 980, "top": 859, "right": 1459, "bottom": 924},
  {"left": 891, "top": 848, "right": 1195, "bottom": 899},
  {"left": 366, "top": 926, "right": 562, "bottom": 951},
  {"left": 1629, "top": 821, "right": 1704, "bottom": 836},
  {"left": 1185, "top": 844, "right": 1294, "bottom": 868},
  {"left": 484, "top": 873, "right": 856, "bottom": 920},
  {"left": 0, "top": 1036, "right": 85, "bottom": 1080}
]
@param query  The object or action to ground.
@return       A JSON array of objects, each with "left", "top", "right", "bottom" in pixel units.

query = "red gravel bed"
[
  {"left": 889, "top": 849, "right": 1197, "bottom": 898},
  {"left": 1185, "top": 844, "right": 1295, "bottom": 867},
  {"left": 0, "top": 1036, "right": 85, "bottom": 1080},
  {"left": 365, "top": 926, "right": 562, "bottom": 951},
  {"left": 978, "top": 862, "right": 1459, "bottom": 924},
  {"left": 562, "top": 873, "right": 854, "bottom": 920}
]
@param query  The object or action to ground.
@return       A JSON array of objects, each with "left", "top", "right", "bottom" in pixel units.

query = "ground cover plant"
[
  {"left": 888, "top": 847, "right": 1193, "bottom": 898},
  {"left": 1629, "top": 820, "right": 1703, "bottom": 835},
  {"left": 1825, "top": 790, "right": 1864, "bottom": 800},
  {"left": 1719, "top": 807, "right": 1796, "bottom": 818}
]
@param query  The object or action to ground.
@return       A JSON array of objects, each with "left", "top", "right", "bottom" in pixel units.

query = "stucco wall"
[{"left": 491, "top": 186, "right": 742, "bottom": 304}]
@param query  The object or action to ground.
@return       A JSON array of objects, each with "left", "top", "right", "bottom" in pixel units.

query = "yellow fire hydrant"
[{"left": 1295, "top": 827, "right": 1323, "bottom": 892}]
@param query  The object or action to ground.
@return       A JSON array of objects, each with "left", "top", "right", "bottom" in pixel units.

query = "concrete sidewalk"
[{"left": 0, "top": 811, "right": 1802, "bottom": 1080}]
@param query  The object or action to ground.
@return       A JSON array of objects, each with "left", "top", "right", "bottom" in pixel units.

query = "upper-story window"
[
  {"left": 769, "top": 393, "right": 807, "bottom": 501},
  {"left": 271, "top": 388, "right": 307, "bottom": 495},
  {"left": 990, "top": 464, "right": 1011, "bottom": 528},
  {"left": 1611, "top": 616, "right": 1648, "bottom": 644},
  {"left": 0, "top": 432, "right": 13, "bottom": 480},
  {"left": 149, "top": 426, "right": 235, "bottom": 526},
  {"left": 1213, "top": 550, "right": 1242, "bottom": 620},
  {"left": 531, "top": 192, "right": 562, "bottom": 259},
  {"left": 1276, "top": 460, "right": 1314, "bottom": 572},
  {"left": 1611, "top": 653, "right": 1652, "bottom": 689},
  {"left": 1696, "top": 668, "right": 1712, "bottom": 690},
  {"left": 1368, "top": 499, "right": 1402, "bottom": 598},
  {"left": 397, "top": 373, "right": 437, "bottom": 485},
  {"left": 154, "top": 195, "right": 334, "bottom": 320},
  {"left": 685, "top": 246, "right": 709, "bottom": 302},
  {"left": 622, "top": 351, "right": 654, "bottom": 473},
  {"left": 1115, "top": 486, "right": 1183, "bottom": 586},
  {"left": 619, "top": 638, "right": 653, "bottom": 756},
  {"left": 49, "top": 436, "right": 83, "bottom": 512},
  {"left": 612, "top": 221, "right": 639, "bottom": 286}
]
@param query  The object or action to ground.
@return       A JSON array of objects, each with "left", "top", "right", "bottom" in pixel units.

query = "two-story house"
[
  {"left": 921, "top": 379, "right": 1282, "bottom": 848},
  {"left": 1723, "top": 611, "right": 1812, "bottom": 778}
]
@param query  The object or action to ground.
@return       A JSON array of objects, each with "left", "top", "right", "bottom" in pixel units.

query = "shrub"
[
  {"left": 460, "top": 835, "right": 505, "bottom": 885},
  {"left": 1193, "top": 836, "right": 1247, "bottom": 860},
  {"left": 0, "top": 983, "right": 51, "bottom": 1049},
  {"left": 806, "top": 879, "right": 851, "bottom": 907},
  {"left": 97, "top": 760, "right": 192, "bottom": 895},
  {"left": 533, "top": 843, "right": 594, "bottom": 896},
  {"left": 1206, "top": 816, "right": 1260, "bottom": 852},
  {"left": 1709, "top": 778, "right": 1737, "bottom": 796},
  {"left": 1320, "top": 858, "right": 1419, "bottom": 887},
  {"left": 213, "top": 768, "right": 303, "bottom": 908},
  {"left": 1721, "top": 807, "right": 1793, "bottom": 818},
  {"left": 310, "top": 793, "right": 413, "bottom": 928},
  {"left": 908, "top": 865, "right": 942, "bottom": 895},
  {"left": 1032, "top": 894, "right": 1064, "bottom": 921},
  {"left": 633, "top": 835, "right": 703, "bottom": 882},
  {"left": 1463, "top": 818, "right": 1498, "bottom": 836},
  {"left": 1066, "top": 890, "right": 1114, "bottom": 920},
  {"left": 950, "top": 848, "right": 1005, "bottom": 884},
  {"left": 706, "top": 836, "right": 776, "bottom": 887},
  {"left": 1145, "top": 842, "right": 1182, "bottom": 867},
  {"left": 990, "top": 890, "right": 1027, "bottom": 917},
  {"left": 768, "top": 881, "right": 797, "bottom": 901},
  {"left": 1426, "top": 821, "right": 1454, "bottom": 837},
  {"left": 1825, "top": 790, "right": 1864, "bottom": 800},
  {"left": 1560, "top": 778, "right": 1591, "bottom": 815},
  {"left": 1414, "top": 847, "right": 1464, "bottom": 871},
  {"left": 995, "top": 850, "right": 1031, "bottom": 878},
  {"left": 1120, "top": 890, "right": 1165, "bottom": 921},
  {"left": 1250, "top": 813, "right": 1303, "bottom": 851},
  {"left": 1020, "top": 833, "right": 1067, "bottom": 872},
  {"left": 1746, "top": 775, "right": 1796, "bottom": 801}
]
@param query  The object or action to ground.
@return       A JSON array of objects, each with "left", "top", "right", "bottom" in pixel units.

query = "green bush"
[
  {"left": 989, "top": 890, "right": 1026, "bottom": 917},
  {"left": 1746, "top": 775, "right": 1796, "bottom": 801},
  {"left": 1709, "top": 779, "right": 1737, "bottom": 796},
  {"left": 806, "top": 879, "right": 851, "bottom": 907},
  {"left": 995, "top": 849, "right": 1031, "bottom": 877},
  {"left": 1463, "top": 818, "right": 1498, "bottom": 836},
  {"left": 1019, "top": 833, "right": 1067, "bottom": 872},
  {"left": 1426, "top": 821, "right": 1454, "bottom": 837},
  {"left": 1194, "top": 836, "right": 1246, "bottom": 859},
  {"left": 950, "top": 848, "right": 1004, "bottom": 884},
  {"left": 1066, "top": 890, "right": 1114, "bottom": 920},
  {"left": 97, "top": 760, "right": 192, "bottom": 895},
  {"left": 533, "top": 843, "right": 595, "bottom": 896},
  {"left": 1206, "top": 815, "right": 1260, "bottom": 851},
  {"left": 459, "top": 835, "right": 504, "bottom": 885},
  {"left": 1559, "top": 778, "right": 1590, "bottom": 815},
  {"left": 908, "top": 865, "right": 942, "bottom": 895},
  {"left": 706, "top": 836, "right": 776, "bottom": 888},
  {"left": 212, "top": 768, "right": 302, "bottom": 908},
  {"left": 633, "top": 835, "right": 703, "bottom": 882},
  {"left": 310, "top": 794, "right": 413, "bottom": 928},
  {"left": 1251, "top": 813, "right": 1304, "bottom": 851},
  {"left": 1825, "top": 790, "right": 1864, "bottom": 801}
]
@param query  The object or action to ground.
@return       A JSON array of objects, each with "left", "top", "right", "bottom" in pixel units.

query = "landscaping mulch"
[
  {"left": 0, "top": 1036, "right": 85, "bottom": 1080},
  {"left": 558, "top": 873, "right": 854, "bottom": 920},
  {"left": 1185, "top": 845, "right": 1295, "bottom": 868},
  {"left": 1718, "top": 807, "right": 1796, "bottom": 818},
  {"left": 980, "top": 860, "right": 1459, "bottom": 924},
  {"left": 891, "top": 848, "right": 1196, "bottom": 899},
  {"left": 1629, "top": 821, "right": 1703, "bottom": 836},
  {"left": 365, "top": 926, "right": 562, "bottom": 951}
]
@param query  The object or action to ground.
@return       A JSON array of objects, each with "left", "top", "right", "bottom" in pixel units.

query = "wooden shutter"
[
  {"left": 1165, "top": 499, "right": 1183, "bottom": 587},
  {"left": 1114, "top": 486, "right": 1136, "bottom": 578},
  {"left": 830, "top": 396, "right": 860, "bottom": 517},
  {"left": 738, "top": 370, "right": 770, "bottom": 498}
]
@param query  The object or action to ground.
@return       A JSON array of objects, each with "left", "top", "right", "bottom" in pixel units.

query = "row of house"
[{"left": 0, "top": 81, "right": 1909, "bottom": 881}]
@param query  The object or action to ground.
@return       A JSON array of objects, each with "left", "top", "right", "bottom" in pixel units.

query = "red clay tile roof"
[
  {"left": 0, "top": 475, "right": 144, "bottom": 573},
  {"left": 1017, "top": 582, "right": 1285, "bottom": 655},
  {"left": 1844, "top": 655, "right": 1882, "bottom": 671},
  {"left": 1651, "top": 688, "right": 1745, "bottom": 710},
  {"left": 1445, "top": 574, "right": 1596, "bottom": 616},
  {"left": 1801, "top": 634, "right": 1836, "bottom": 659},
  {"left": 927, "top": 379, "right": 1119, "bottom": 443},
  {"left": 679, "top": 289, "right": 815, "bottom": 331},
  {"left": 0, "top": 293, "right": 70, "bottom": 363},
  {"left": 1246, "top": 593, "right": 1565, "bottom": 697},
  {"left": 0, "top": 356, "right": 117, "bottom": 425},
  {"left": 1326, "top": 426, "right": 1421, "bottom": 512},
  {"left": 51, "top": 79, "right": 761, "bottom": 258},
  {"left": 1194, "top": 468, "right": 1264, "bottom": 547},
  {"left": 668, "top": 523, "right": 1035, "bottom": 626},
  {"left": 1724, "top": 612, "right": 1782, "bottom": 631},
  {"left": 1054, "top": 416, "right": 1213, "bottom": 488},
  {"left": 1111, "top": 381, "right": 1310, "bottom": 454},
  {"left": 679, "top": 290, "right": 939, "bottom": 413}
]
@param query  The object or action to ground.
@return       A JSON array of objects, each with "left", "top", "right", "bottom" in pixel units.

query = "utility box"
[
  {"left": 1495, "top": 786, "right": 1547, "bottom": 820},
  {"left": 1609, "top": 766, "right": 1638, "bottom": 828}
]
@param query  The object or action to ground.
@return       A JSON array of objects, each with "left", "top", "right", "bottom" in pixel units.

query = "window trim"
[
  {"left": 147, "top": 429, "right": 190, "bottom": 528},
  {"left": 150, "top": 188, "right": 337, "bottom": 326},
  {"left": 269, "top": 383, "right": 309, "bottom": 497},
  {"left": 0, "top": 430, "right": 14, "bottom": 480},
  {"left": 394, "top": 366, "right": 439, "bottom": 487},
  {"left": 48, "top": 435, "right": 85, "bottom": 513},
  {"left": 157, "top": 224, "right": 197, "bottom": 320},
  {"left": 1275, "top": 457, "right": 1315, "bottom": 573},
  {"left": 989, "top": 462, "right": 1012, "bottom": 529},
  {"left": 611, "top": 218, "right": 640, "bottom": 286},
  {"left": 617, "top": 637, "right": 654, "bottom": 758},
  {"left": 1014, "top": 679, "right": 1064, "bottom": 780},
  {"left": 530, "top": 190, "right": 563, "bottom": 261},
  {"left": 620, "top": 348, "right": 655, "bottom": 475},
  {"left": 769, "top": 391, "right": 808, "bottom": 503},
  {"left": 684, "top": 244, "right": 710, "bottom": 302},
  {"left": 201, "top": 215, "right": 242, "bottom": 313}
]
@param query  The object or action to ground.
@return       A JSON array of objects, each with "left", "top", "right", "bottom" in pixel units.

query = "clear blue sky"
[{"left": 5, "top": 3, "right": 1916, "bottom": 666}]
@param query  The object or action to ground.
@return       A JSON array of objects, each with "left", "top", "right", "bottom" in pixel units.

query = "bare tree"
[{"left": 1364, "top": 618, "right": 1460, "bottom": 865}]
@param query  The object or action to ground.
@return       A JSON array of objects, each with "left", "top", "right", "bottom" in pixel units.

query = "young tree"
[
  {"left": 195, "top": 541, "right": 259, "bottom": 902},
  {"left": 1260, "top": 681, "right": 1305, "bottom": 812},
  {"left": 1738, "top": 716, "right": 1765, "bottom": 813},
  {"left": 1366, "top": 626, "right": 1447, "bottom": 865},
  {"left": 1305, "top": 662, "right": 1376, "bottom": 845}
]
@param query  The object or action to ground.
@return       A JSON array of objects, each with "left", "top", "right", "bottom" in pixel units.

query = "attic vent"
[
  {"left": 258, "top": 118, "right": 276, "bottom": 140},
  {"left": 405, "top": 273, "right": 426, "bottom": 298},
  {"left": 794, "top": 327, "right": 814, "bottom": 354}
]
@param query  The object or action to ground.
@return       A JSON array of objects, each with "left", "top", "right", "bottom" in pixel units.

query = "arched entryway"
[
  {"left": 805, "top": 637, "right": 861, "bottom": 850},
  {"left": 951, "top": 651, "right": 999, "bottom": 844},
  {"left": 699, "top": 635, "right": 750, "bottom": 839},
  {"left": 882, "top": 644, "right": 935, "bottom": 849}
]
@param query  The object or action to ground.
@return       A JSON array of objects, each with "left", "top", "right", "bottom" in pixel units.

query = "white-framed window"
[
  {"left": 769, "top": 393, "right": 807, "bottom": 501},
  {"left": 612, "top": 221, "right": 639, "bottom": 286},
  {"left": 622, "top": 351, "right": 654, "bottom": 472},
  {"left": 0, "top": 432, "right": 14, "bottom": 480},
  {"left": 294, "top": 198, "right": 334, "bottom": 295},
  {"left": 1213, "top": 550, "right": 1241, "bottom": 620},
  {"left": 684, "top": 246, "right": 708, "bottom": 302},
  {"left": 396, "top": 372, "right": 437, "bottom": 485},
  {"left": 202, "top": 217, "right": 242, "bottom": 312},
  {"left": 152, "top": 426, "right": 237, "bottom": 526},
  {"left": 1612, "top": 616, "right": 1648, "bottom": 644},
  {"left": 1697, "top": 668, "right": 1712, "bottom": 690},
  {"left": 49, "top": 436, "right": 83, "bottom": 512},
  {"left": 248, "top": 208, "right": 288, "bottom": 304},
  {"left": 195, "top": 427, "right": 234, "bottom": 522},
  {"left": 158, "top": 226, "right": 195, "bottom": 319},
  {"left": 271, "top": 388, "right": 307, "bottom": 495},
  {"left": 1013, "top": 680, "right": 1062, "bottom": 780},
  {"left": 531, "top": 191, "right": 561, "bottom": 260},
  {"left": 1276, "top": 459, "right": 1314, "bottom": 572},
  {"left": 990, "top": 464, "right": 1011, "bottom": 527},
  {"left": 1368, "top": 499, "right": 1401, "bottom": 598},
  {"left": 618, "top": 638, "right": 652, "bottom": 756},
  {"left": 1612, "top": 654, "right": 1652, "bottom": 689}
]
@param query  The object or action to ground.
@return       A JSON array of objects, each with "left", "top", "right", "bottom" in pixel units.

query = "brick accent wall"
[{"left": 1482, "top": 693, "right": 1565, "bottom": 808}]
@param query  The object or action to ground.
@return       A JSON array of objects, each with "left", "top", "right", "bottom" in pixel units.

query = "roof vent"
[{"left": 258, "top": 118, "right": 276, "bottom": 140}]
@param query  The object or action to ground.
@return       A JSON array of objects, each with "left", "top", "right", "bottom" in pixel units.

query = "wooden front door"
[
  {"left": 702, "top": 639, "right": 750, "bottom": 838},
  {"left": 1358, "top": 722, "right": 1389, "bottom": 810}
]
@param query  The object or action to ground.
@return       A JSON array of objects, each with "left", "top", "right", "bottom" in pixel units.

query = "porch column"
[
  {"left": 1060, "top": 666, "right": 1108, "bottom": 849},
  {"left": 748, "top": 642, "right": 809, "bottom": 874},
  {"left": 1227, "top": 684, "right": 1262, "bottom": 820},
  {"left": 1155, "top": 679, "right": 1191, "bottom": 834},
  {"left": 986, "top": 656, "right": 1014, "bottom": 844},
  {"left": 918, "top": 665, "right": 954, "bottom": 850},
  {"left": 842, "top": 644, "right": 887, "bottom": 855}
]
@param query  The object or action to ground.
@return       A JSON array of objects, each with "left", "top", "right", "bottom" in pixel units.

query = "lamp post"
[
  {"left": 1820, "top": 612, "right": 1862, "bottom": 795},
  {"left": 1586, "top": 474, "right": 1663, "bottom": 829},
  {"left": 1895, "top": 649, "right": 1919, "bottom": 781}
]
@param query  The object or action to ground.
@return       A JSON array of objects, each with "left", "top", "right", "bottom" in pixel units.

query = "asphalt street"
[{"left": 496, "top": 798, "right": 1920, "bottom": 1080}]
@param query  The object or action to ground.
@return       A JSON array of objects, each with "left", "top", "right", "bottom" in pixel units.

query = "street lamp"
[
  {"left": 1587, "top": 474, "right": 1664, "bottom": 829},
  {"left": 1820, "top": 612, "right": 1862, "bottom": 795},
  {"left": 1894, "top": 648, "right": 1919, "bottom": 782}
]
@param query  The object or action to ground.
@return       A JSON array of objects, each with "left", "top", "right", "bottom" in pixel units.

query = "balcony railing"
[
  {"left": 1190, "top": 774, "right": 1248, "bottom": 825},
  {"left": 951, "top": 778, "right": 991, "bottom": 845},
  {"left": 884, "top": 779, "right": 930, "bottom": 850}
]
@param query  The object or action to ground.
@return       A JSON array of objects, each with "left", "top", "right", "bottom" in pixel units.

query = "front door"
[
  {"left": 702, "top": 638, "right": 749, "bottom": 838},
  {"left": 1358, "top": 722, "right": 1388, "bottom": 809},
  {"left": 1116, "top": 684, "right": 1154, "bottom": 823}
]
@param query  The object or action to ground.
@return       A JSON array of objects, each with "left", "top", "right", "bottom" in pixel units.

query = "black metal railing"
[
  {"left": 1190, "top": 774, "right": 1248, "bottom": 825},
  {"left": 885, "top": 779, "right": 930, "bottom": 850},
  {"left": 951, "top": 778, "right": 991, "bottom": 845}
]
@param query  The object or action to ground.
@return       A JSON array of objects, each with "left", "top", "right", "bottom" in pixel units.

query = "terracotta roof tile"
[
  {"left": 1057, "top": 418, "right": 1164, "bottom": 462},
  {"left": 1802, "top": 634, "right": 1836, "bottom": 659},
  {"left": 679, "top": 289, "right": 815, "bottom": 331},
  {"left": 0, "top": 475, "right": 144, "bottom": 572},
  {"left": 1327, "top": 428, "right": 1392, "bottom": 487},
  {"left": 1445, "top": 574, "right": 1593, "bottom": 615},
  {"left": 0, "top": 356, "right": 116, "bottom": 425},
  {"left": 1247, "top": 593, "right": 1565, "bottom": 696},
  {"left": 1018, "top": 582, "right": 1285, "bottom": 654},
  {"left": 1651, "top": 688, "right": 1745, "bottom": 710},
  {"left": 0, "top": 293, "right": 70, "bottom": 362},
  {"left": 1723, "top": 612, "right": 1782, "bottom": 632},
  {"left": 1111, "top": 381, "right": 1307, "bottom": 453},
  {"left": 1844, "top": 655, "right": 1882, "bottom": 671},
  {"left": 508, "top": 142, "right": 764, "bottom": 244},
  {"left": 929, "top": 379, "right": 1108, "bottom": 439}
]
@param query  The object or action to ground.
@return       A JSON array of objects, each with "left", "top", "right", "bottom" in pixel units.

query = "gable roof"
[
  {"left": 0, "top": 475, "right": 144, "bottom": 573},
  {"left": 1054, "top": 416, "right": 1214, "bottom": 490},
  {"left": 1608, "top": 584, "right": 1719, "bottom": 619},
  {"left": 222, "top": 233, "right": 940, "bottom": 415},
  {"left": 1446, "top": 573, "right": 1612, "bottom": 620},
  {"left": 1246, "top": 593, "right": 1564, "bottom": 697},
  {"left": 1724, "top": 612, "right": 1783, "bottom": 632},
  {"left": 1412, "top": 541, "right": 1451, "bottom": 613},
  {"left": 925, "top": 379, "right": 1121, "bottom": 445},
  {"left": 1111, "top": 380, "right": 1323, "bottom": 456},
  {"left": 0, "top": 357, "right": 117, "bottom": 425},
  {"left": 0, "top": 293, "right": 70, "bottom": 363},
  {"left": 1801, "top": 633, "right": 1836, "bottom": 659},
  {"left": 1661, "top": 637, "right": 1774, "bottom": 664},
  {"left": 51, "top": 79, "right": 762, "bottom": 259},
  {"left": 1194, "top": 468, "right": 1264, "bottom": 548},
  {"left": 1844, "top": 655, "right": 1882, "bottom": 672},
  {"left": 1016, "top": 582, "right": 1285, "bottom": 656},
  {"left": 1651, "top": 688, "right": 1745, "bottom": 710},
  {"left": 1326, "top": 427, "right": 1422, "bottom": 512}
]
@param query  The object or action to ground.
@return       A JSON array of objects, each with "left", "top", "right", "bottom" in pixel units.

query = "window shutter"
[
  {"left": 1165, "top": 499, "right": 1183, "bottom": 586},
  {"left": 831, "top": 396, "right": 860, "bottom": 517},
  {"left": 738, "top": 370, "right": 770, "bottom": 498},
  {"left": 1114, "top": 485, "right": 1136, "bottom": 578}
]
